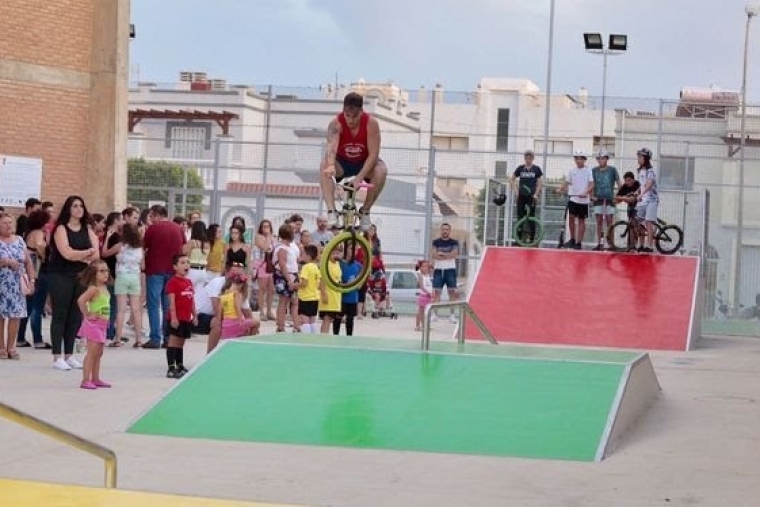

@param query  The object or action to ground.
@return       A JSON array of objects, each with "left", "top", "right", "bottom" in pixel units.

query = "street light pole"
[
  {"left": 600, "top": 49, "right": 609, "bottom": 146},
  {"left": 734, "top": 5, "right": 759, "bottom": 307},
  {"left": 540, "top": 0, "right": 556, "bottom": 178}
]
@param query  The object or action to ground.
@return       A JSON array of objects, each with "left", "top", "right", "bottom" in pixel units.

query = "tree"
[{"left": 127, "top": 158, "right": 205, "bottom": 215}]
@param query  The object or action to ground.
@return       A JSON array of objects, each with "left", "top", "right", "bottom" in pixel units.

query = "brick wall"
[
  {"left": 0, "top": 79, "right": 90, "bottom": 206},
  {"left": 0, "top": 0, "right": 93, "bottom": 72},
  {"left": 0, "top": 0, "right": 128, "bottom": 213}
]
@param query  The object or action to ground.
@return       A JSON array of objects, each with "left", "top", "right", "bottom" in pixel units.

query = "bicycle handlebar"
[{"left": 333, "top": 177, "right": 373, "bottom": 191}]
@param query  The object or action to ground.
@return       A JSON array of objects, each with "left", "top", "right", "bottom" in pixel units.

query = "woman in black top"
[
  {"left": 225, "top": 224, "right": 250, "bottom": 269},
  {"left": 48, "top": 196, "right": 100, "bottom": 370},
  {"left": 16, "top": 209, "right": 52, "bottom": 349}
]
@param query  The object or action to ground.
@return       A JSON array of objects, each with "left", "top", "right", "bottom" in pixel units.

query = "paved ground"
[{"left": 0, "top": 315, "right": 758, "bottom": 507}]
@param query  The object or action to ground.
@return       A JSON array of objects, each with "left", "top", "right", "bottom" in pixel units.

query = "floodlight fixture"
[
  {"left": 583, "top": 33, "right": 603, "bottom": 51},
  {"left": 608, "top": 34, "right": 628, "bottom": 51}
]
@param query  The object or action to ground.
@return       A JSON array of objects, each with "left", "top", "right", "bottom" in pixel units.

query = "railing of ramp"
[
  {"left": 421, "top": 301, "right": 498, "bottom": 350},
  {"left": 0, "top": 401, "right": 117, "bottom": 488}
]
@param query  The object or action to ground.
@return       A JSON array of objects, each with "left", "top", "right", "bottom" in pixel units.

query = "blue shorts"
[
  {"left": 336, "top": 157, "right": 382, "bottom": 182},
  {"left": 433, "top": 268, "right": 457, "bottom": 290},
  {"left": 336, "top": 157, "right": 363, "bottom": 179}
]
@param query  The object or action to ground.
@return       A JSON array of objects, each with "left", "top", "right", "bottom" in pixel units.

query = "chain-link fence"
[{"left": 126, "top": 84, "right": 760, "bottom": 336}]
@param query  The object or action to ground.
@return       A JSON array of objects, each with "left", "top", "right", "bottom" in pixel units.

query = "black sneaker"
[
  {"left": 592, "top": 244, "right": 604, "bottom": 251},
  {"left": 166, "top": 368, "right": 178, "bottom": 379},
  {"left": 564, "top": 239, "right": 576, "bottom": 249},
  {"left": 640, "top": 247, "right": 654, "bottom": 253},
  {"left": 573, "top": 242, "right": 582, "bottom": 250},
  {"left": 176, "top": 367, "right": 188, "bottom": 378},
  {"left": 16, "top": 341, "right": 32, "bottom": 348}
]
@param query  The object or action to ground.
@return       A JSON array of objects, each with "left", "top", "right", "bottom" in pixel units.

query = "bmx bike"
[
  {"left": 608, "top": 209, "right": 684, "bottom": 255},
  {"left": 319, "top": 178, "right": 373, "bottom": 293}
]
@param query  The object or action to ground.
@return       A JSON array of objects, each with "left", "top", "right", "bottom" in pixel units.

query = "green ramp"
[{"left": 127, "top": 337, "right": 659, "bottom": 462}]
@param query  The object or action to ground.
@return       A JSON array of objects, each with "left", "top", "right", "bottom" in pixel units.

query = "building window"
[
  {"left": 170, "top": 126, "right": 206, "bottom": 160},
  {"left": 432, "top": 136, "right": 470, "bottom": 150},
  {"left": 534, "top": 139, "right": 573, "bottom": 155},
  {"left": 496, "top": 108, "right": 510, "bottom": 152},
  {"left": 659, "top": 156, "right": 695, "bottom": 190},
  {"left": 593, "top": 136, "right": 616, "bottom": 156}
]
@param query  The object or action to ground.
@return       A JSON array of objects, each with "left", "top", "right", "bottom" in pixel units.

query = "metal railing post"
[
  {"left": 421, "top": 301, "right": 497, "bottom": 350},
  {"left": 423, "top": 146, "right": 436, "bottom": 259},
  {"left": 0, "top": 402, "right": 117, "bottom": 488}
]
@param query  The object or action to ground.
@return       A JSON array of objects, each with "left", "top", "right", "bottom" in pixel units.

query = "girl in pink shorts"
[
  {"left": 76, "top": 261, "right": 112, "bottom": 390},
  {"left": 415, "top": 260, "right": 434, "bottom": 331}
]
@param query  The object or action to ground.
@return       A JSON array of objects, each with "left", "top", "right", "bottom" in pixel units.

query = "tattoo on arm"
[{"left": 325, "top": 121, "right": 339, "bottom": 164}]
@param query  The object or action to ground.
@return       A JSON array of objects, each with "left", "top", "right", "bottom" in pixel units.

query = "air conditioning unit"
[{"left": 190, "top": 81, "right": 212, "bottom": 91}]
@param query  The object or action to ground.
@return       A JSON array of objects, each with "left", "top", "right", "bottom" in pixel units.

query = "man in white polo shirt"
[{"left": 558, "top": 151, "right": 594, "bottom": 250}]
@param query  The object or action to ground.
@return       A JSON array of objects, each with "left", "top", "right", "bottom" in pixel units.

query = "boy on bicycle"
[{"left": 614, "top": 171, "right": 641, "bottom": 218}]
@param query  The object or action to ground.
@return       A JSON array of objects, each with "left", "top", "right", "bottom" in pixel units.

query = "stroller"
[{"left": 366, "top": 258, "right": 397, "bottom": 319}]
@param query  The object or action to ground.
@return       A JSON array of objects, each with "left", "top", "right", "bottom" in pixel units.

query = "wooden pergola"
[{"left": 128, "top": 109, "right": 239, "bottom": 135}]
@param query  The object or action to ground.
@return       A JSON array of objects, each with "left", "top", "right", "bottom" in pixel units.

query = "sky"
[{"left": 129, "top": 0, "right": 760, "bottom": 101}]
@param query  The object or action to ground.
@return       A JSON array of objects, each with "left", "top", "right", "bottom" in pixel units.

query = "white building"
[{"left": 125, "top": 73, "right": 627, "bottom": 264}]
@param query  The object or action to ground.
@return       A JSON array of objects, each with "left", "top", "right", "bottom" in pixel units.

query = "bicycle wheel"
[
  {"left": 320, "top": 231, "right": 372, "bottom": 293},
  {"left": 608, "top": 221, "right": 634, "bottom": 252},
  {"left": 513, "top": 216, "right": 544, "bottom": 247},
  {"left": 655, "top": 224, "right": 684, "bottom": 255}
]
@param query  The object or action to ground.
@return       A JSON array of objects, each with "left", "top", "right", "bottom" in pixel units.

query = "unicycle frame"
[{"left": 512, "top": 201, "right": 543, "bottom": 247}]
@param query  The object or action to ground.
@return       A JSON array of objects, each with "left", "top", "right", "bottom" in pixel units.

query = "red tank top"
[{"left": 336, "top": 112, "right": 370, "bottom": 163}]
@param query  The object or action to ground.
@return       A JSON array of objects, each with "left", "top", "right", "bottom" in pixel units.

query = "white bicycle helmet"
[
  {"left": 573, "top": 149, "right": 588, "bottom": 159},
  {"left": 596, "top": 150, "right": 610, "bottom": 159}
]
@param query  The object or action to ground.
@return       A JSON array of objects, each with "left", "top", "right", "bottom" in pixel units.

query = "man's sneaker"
[
  {"left": 358, "top": 208, "right": 372, "bottom": 232},
  {"left": 166, "top": 368, "right": 178, "bottom": 379},
  {"left": 327, "top": 211, "right": 339, "bottom": 228},
  {"left": 175, "top": 367, "right": 188, "bottom": 379},
  {"left": 564, "top": 239, "right": 576, "bottom": 249},
  {"left": 448, "top": 314, "right": 458, "bottom": 324},
  {"left": 66, "top": 357, "right": 83, "bottom": 369},
  {"left": 573, "top": 242, "right": 582, "bottom": 250},
  {"left": 640, "top": 246, "right": 654, "bottom": 254},
  {"left": 592, "top": 244, "right": 604, "bottom": 251},
  {"left": 53, "top": 358, "right": 72, "bottom": 371}
]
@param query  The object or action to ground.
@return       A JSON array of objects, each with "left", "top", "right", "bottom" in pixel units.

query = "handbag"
[
  {"left": 264, "top": 250, "right": 275, "bottom": 274},
  {"left": 20, "top": 274, "right": 33, "bottom": 296}
]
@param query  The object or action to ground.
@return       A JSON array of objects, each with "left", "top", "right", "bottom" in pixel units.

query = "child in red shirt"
[{"left": 165, "top": 254, "right": 197, "bottom": 379}]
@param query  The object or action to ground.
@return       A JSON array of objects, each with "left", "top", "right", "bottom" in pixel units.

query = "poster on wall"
[{"left": 0, "top": 155, "right": 43, "bottom": 207}]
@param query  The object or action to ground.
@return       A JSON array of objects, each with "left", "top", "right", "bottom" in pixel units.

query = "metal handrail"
[
  {"left": 0, "top": 401, "right": 117, "bottom": 488},
  {"left": 421, "top": 301, "right": 498, "bottom": 350}
]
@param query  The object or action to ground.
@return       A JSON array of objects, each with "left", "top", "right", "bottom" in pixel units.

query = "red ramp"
[{"left": 465, "top": 247, "right": 700, "bottom": 351}]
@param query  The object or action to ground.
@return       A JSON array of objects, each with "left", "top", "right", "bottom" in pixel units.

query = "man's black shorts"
[{"left": 568, "top": 201, "right": 589, "bottom": 219}]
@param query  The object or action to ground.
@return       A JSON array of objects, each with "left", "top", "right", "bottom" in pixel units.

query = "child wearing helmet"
[
  {"left": 635, "top": 147, "right": 659, "bottom": 253},
  {"left": 591, "top": 150, "right": 621, "bottom": 250}
]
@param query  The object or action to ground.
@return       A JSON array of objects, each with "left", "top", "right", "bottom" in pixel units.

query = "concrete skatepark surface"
[{"left": 0, "top": 316, "right": 758, "bottom": 506}]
